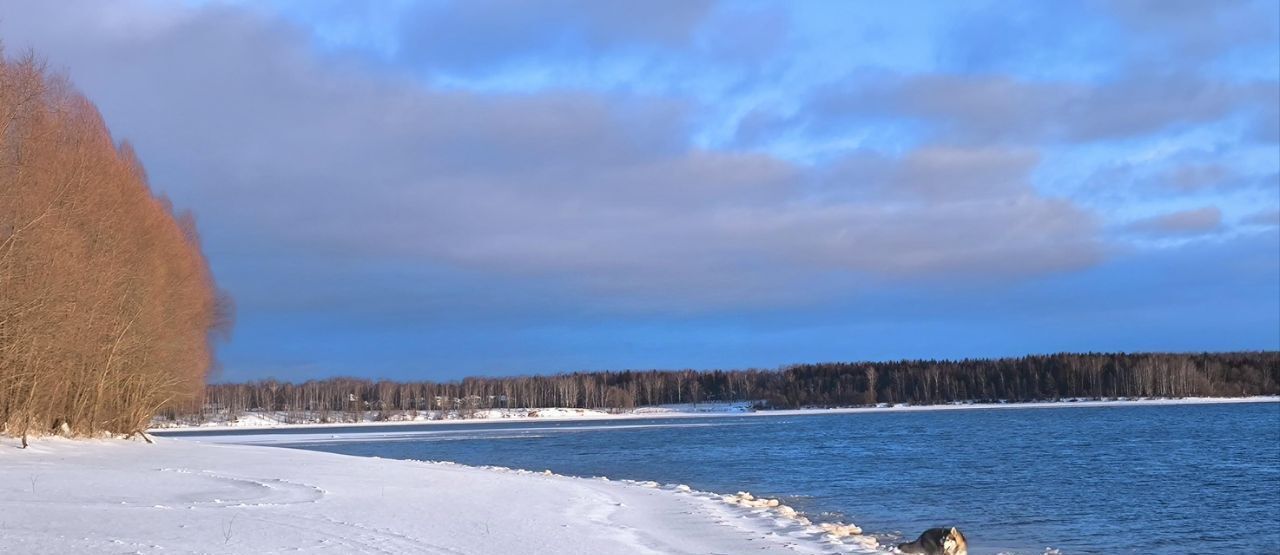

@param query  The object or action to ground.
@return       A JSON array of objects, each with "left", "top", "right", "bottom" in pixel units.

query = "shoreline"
[
  {"left": 151, "top": 395, "right": 1280, "bottom": 433},
  {"left": 10, "top": 397, "right": 1274, "bottom": 554},
  {"left": 0, "top": 436, "right": 883, "bottom": 554}
]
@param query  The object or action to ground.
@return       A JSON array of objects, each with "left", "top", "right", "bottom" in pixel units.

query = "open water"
[{"left": 158, "top": 402, "right": 1280, "bottom": 554}]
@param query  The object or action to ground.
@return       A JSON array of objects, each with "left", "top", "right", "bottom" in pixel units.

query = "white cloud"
[{"left": 0, "top": 0, "right": 1104, "bottom": 311}]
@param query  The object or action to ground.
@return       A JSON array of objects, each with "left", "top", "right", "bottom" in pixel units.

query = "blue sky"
[{"left": 2, "top": 0, "right": 1276, "bottom": 381}]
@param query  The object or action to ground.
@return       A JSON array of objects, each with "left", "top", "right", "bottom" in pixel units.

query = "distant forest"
[{"left": 181, "top": 352, "right": 1279, "bottom": 421}]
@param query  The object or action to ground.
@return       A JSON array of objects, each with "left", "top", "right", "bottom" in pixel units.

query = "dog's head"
[{"left": 942, "top": 527, "right": 968, "bottom": 555}]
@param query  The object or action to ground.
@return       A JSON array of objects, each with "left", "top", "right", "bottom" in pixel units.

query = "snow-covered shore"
[
  {"left": 152, "top": 395, "right": 1280, "bottom": 432},
  {"left": 8, "top": 397, "right": 1275, "bottom": 553},
  {"left": 0, "top": 437, "right": 882, "bottom": 554}
]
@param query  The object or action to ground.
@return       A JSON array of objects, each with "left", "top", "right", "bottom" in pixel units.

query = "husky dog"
[{"left": 897, "top": 527, "right": 968, "bottom": 555}]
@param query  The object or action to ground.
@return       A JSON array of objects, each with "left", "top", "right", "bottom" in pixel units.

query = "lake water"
[{"left": 158, "top": 402, "right": 1280, "bottom": 554}]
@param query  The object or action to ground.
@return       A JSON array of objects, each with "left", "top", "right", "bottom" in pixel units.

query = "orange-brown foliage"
[{"left": 0, "top": 48, "right": 229, "bottom": 439}]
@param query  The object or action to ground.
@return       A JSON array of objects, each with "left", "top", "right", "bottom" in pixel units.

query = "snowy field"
[
  {"left": 0, "top": 436, "right": 883, "bottom": 554},
  {"left": 151, "top": 396, "right": 1280, "bottom": 432}
]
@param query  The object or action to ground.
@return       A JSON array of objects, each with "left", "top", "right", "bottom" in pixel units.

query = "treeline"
[
  {"left": 1, "top": 50, "right": 228, "bottom": 444},
  {"left": 181, "top": 352, "right": 1278, "bottom": 421}
]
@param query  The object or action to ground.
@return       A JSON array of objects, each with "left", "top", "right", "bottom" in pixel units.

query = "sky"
[{"left": 1, "top": 0, "right": 1277, "bottom": 382}]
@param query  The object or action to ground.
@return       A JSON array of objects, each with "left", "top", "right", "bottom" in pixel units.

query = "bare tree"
[{"left": 1, "top": 46, "right": 229, "bottom": 442}]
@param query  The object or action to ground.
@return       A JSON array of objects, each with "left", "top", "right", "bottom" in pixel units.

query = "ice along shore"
[
  {"left": 150, "top": 395, "right": 1280, "bottom": 433},
  {"left": 0, "top": 437, "right": 883, "bottom": 554}
]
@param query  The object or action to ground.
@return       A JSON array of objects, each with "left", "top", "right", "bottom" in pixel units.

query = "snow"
[
  {"left": 149, "top": 404, "right": 759, "bottom": 431},
  {"left": 151, "top": 396, "right": 1280, "bottom": 432},
  {"left": 7, "top": 396, "right": 1274, "bottom": 553},
  {"left": 0, "top": 437, "right": 885, "bottom": 554}
]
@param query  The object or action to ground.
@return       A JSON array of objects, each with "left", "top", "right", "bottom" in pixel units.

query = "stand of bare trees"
[
  {"left": 1, "top": 49, "right": 229, "bottom": 445},
  {"left": 172, "top": 352, "right": 1278, "bottom": 423}
]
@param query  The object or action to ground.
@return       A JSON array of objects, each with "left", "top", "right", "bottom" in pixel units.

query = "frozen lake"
[{"left": 159, "top": 401, "right": 1280, "bottom": 554}]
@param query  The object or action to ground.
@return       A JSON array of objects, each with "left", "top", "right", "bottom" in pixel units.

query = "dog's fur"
[{"left": 897, "top": 527, "right": 968, "bottom": 555}]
